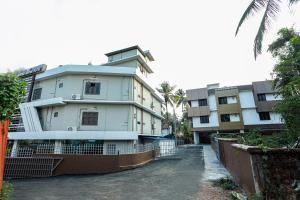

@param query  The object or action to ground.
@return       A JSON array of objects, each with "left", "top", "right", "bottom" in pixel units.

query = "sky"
[{"left": 0, "top": 0, "right": 300, "bottom": 91}]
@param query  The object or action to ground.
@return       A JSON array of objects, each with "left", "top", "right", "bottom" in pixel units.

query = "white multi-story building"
[
  {"left": 186, "top": 81, "right": 284, "bottom": 144},
  {"left": 8, "top": 46, "right": 163, "bottom": 154}
]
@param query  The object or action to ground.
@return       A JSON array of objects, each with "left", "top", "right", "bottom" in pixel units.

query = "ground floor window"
[{"left": 106, "top": 144, "right": 116, "bottom": 155}]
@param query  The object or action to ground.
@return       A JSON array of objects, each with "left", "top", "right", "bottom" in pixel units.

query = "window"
[
  {"left": 85, "top": 82, "right": 100, "bottom": 95},
  {"left": 200, "top": 116, "right": 209, "bottom": 124},
  {"left": 107, "top": 144, "right": 116, "bottom": 155},
  {"left": 257, "top": 94, "right": 266, "bottom": 101},
  {"left": 82, "top": 112, "right": 98, "bottom": 126},
  {"left": 54, "top": 112, "right": 58, "bottom": 117},
  {"left": 259, "top": 112, "right": 270, "bottom": 120},
  {"left": 220, "top": 114, "right": 230, "bottom": 122},
  {"left": 58, "top": 83, "right": 63, "bottom": 88},
  {"left": 218, "top": 97, "right": 227, "bottom": 105},
  {"left": 32, "top": 88, "right": 42, "bottom": 100},
  {"left": 198, "top": 99, "right": 208, "bottom": 106}
]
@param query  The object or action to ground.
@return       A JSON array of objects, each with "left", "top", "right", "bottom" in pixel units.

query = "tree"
[
  {"left": 0, "top": 73, "right": 26, "bottom": 121},
  {"left": 0, "top": 72, "right": 26, "bottom": 194},
  {"left": 156, "top": 82, "right": 176, "bottom": 122},
  {"left": 235, "top": 0, "right": 300, "bottom": 59},
  {"left": 173, "top": 89, "right": 186, "bottom": 112},
  {"left": 268, "top": 27, "right": 300, "bottom": 146}
]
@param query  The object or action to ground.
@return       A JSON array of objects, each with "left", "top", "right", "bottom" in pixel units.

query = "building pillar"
[
  {"left": 54, "top": 140, "right": 62, "bottom": 154},
  {"left": 11, "top": 140, "right": 18, "bottom": 157},
  {"left": 193, "top": 132, "right": 200, "bottom": 144}
]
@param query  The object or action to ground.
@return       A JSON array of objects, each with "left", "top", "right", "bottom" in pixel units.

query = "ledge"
[
  {"left": 231, "top": 143, "right": 300, "bottom": 154},
  {"left": 217, "top": 138, "right": 238, "bottom": 142}
]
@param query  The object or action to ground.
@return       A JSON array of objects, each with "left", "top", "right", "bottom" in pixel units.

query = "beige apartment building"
[
  {"left": 186, "top": 81, "right": 284, "bottom": 143},
  {"left": 8, "top": 46, "right": 163, "bottom": 154}
]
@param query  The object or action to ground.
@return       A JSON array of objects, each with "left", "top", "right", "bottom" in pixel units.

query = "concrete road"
[{"left": 10, "top": 145, "right": 228, "bottom": 200}]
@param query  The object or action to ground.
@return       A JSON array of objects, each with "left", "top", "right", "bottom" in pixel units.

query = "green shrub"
[
  {"left": 0, "top": 73, "right": 26, "bottom": 121},
  {"left": 0, "top": 182, "right": 13, "bottom": 200},
  {"left": 237, "top": 129, "right": 291, "bottom": 149},
  {"left": 248, "top": 193, "right": 264, "bottom": 200},
  {"left": 212, "top": 177, "right": 237, "bottom": 190}
]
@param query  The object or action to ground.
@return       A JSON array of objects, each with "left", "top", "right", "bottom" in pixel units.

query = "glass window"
[
  {"left": 82, "top": 112, "right": 98, "bottom": 125},
  {"left": 218, "top": 97, "right": 227, "bottom": 104},
  {"left": 58, "top": 83, "right": 63, "bottom": 88},
  {"left": 257, "top": 94, "right": 266, "bottom": 101},
  {"left": 200, "top": 116, "right": 209, "bottom": 123},
  {"left": 54, "top": 112, "right": 58, "bottom": 117},
  {"left": 85, "top": 82, "right": 101, "bottom": 95},
  {"left": 198, "top": 99, "right": 208, "bottom": 106},
  {"left": 259, "top": 112, "right": 270, "bottom": 120},
  {"left": 220, "top": 114, "right": 230, "bottom": 122},
  {"left": 32, "top": 88, "right": 42, "bottom": 100}
]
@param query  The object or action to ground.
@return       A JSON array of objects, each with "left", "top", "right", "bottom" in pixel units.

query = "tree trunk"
[
  {"left": 165, "top": 102, "right": 168, "bottom": 121},
  {"left": 0, "top": 120, "right": 9, "bottom": 191},
  {"left": 173, "top": 107, "right": 176, "bottom": 135}
]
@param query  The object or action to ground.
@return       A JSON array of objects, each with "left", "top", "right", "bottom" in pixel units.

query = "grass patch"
[
  {"left": 212, "top": 177, "right": 237, "bottom": 190},
  {"left": 1, "top": 182, "right": 13, "bottom": 200}
]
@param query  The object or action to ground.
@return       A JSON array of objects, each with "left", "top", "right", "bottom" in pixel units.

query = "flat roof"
[
  {"left": 105, "top": 45, "right": 154, "bottom": 61},
  {"left": 105, "top": 45, "right": 146, "bottom": 57}
]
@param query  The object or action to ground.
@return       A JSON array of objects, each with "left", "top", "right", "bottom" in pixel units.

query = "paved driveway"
[{"left": 10, "top": 145, "right": 228, "bottom": 200}]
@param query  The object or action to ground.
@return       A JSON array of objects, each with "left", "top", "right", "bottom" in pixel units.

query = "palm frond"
[
  {"left": 289, "top": 0, "right": 300, "bottom": 5},
  {"left": 254, "top": 0, "right": 281, "bottom": 59},
  {"left": 235, "top": 0, "right": 267, "bottom": 36}
]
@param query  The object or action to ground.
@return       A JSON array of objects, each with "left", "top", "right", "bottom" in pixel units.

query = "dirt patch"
[{"left": 198, "top": 182, "right": 233, "bottom": 200}]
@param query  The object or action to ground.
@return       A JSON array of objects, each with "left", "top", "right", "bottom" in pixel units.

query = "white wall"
[
  {"left": 208, "top": 95, "right": 217, "bottom": 111},
  {"left": 239, "top": 90, "right": 256, "bottom": 108},
  {"left": 192, "top": 111, "right": 219, "bottom": 128},
  {"left": 229, "top": 114, "right": 240, "bottom": 122},
  {"left": 33, "top": 74, "right": 133, "bottom": 102},
  {"left": 191, "top": 100, "right": 198, "bottom": 107},
  {"left": 227, "top": 96, "right": 237, "bottom": 104},
  {"left": 242, "top": 109, "right": 283, "bottom": 125},
  {"left": 42, "top": 104, "right": 134, "bottom": 132},
  {"left": 266, "top": 93, "right": 282, "bottom": 101}
]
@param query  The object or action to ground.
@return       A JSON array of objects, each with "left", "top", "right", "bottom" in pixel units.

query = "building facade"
[
  {"left": 186, "top": 81, "right": 284, "bottom": 144},
  {"left": 8, "top": 46, "right": 163, "bottom": 154}
]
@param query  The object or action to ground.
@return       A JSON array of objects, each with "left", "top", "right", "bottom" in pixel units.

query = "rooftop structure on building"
[{"left": 8, "top": 45, "right": 164, "bottom": 155}]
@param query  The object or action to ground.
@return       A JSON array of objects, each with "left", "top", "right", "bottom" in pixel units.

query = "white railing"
[
  {"left": 7, "top": 143, "right": 159, "bottom": 157},
  {"left": 6, "top": 139, "right": 184, "bottom": 157}
]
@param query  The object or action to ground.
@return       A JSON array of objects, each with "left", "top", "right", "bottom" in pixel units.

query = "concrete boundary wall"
[
  {"left": 5, "top": 150, "right": 158, "bottom": 178},
  {"left": 213, "top": 138, "right": 300, "bottom": 199}
]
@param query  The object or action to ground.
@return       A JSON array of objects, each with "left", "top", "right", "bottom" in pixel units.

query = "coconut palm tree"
[
  {"left": 174, "top": 89, "right": 186, "bottom": 112},
  {"left": 156, "top": 82, "right": 176, "bottom": 122},
  {"left": 235, "top": 0, "right": 299, "bottom": 59}
]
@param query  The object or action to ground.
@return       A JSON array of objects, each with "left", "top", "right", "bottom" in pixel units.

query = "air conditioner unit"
[
  {"left": 67, "top": 126, "right": 77, "bottom": 131},
  {"left": 71, "top": 94, "right": 81, "bottom": 100}
]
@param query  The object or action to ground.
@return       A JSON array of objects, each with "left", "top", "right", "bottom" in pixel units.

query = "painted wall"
[
  {"left": 266, "top": 94, "right": 282, "bottom": 101},
  {"left": 108, "top": 49, "right": 137, "bottom": 62},
  {"left": 41, "top": 104, "right": 134, "bottom": 132},
  {"left": 242, "top": 109, "right": 283, "bottom": 125},
  {"left": 230, "top": 114, "right": 240, "bottom": 122},
  {"left": 208, "top": 95, "right": 217, "bottom": 111},
  {"left": 227, "top": 96, "right": 237, "bottom": 104},
  {"left": 191, "top": 100, "right": 198, "bottom": 107},
  {"left": 143, "top": 112, "right": 152, "bottom": 135},
  {"left": 239, "top": 90, "right": 256, "bottom": 108},
  {"left": 192, "top": 111, "right": 219, "bottom": 128},
  {"left": 33, "top": 75, "right": 133, "bottom": 102}
]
